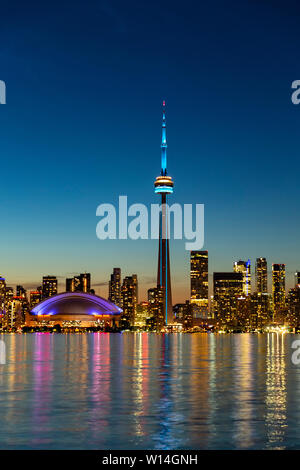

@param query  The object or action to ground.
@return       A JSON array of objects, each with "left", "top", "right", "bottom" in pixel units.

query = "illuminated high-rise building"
[
  {"left": 15, "top": 286, "right": 29, "bottom": 320},
  {"left": 256, "top": 258, "right": 268, "bottom": 294},
  {"left": 213, "top": 272, "right": 243, "bottom": 326},
  {"left": 287, "top": 285, "right": 300, "bottom": 327},
  {"left": 0, "top": 276, "right": 6, "bottom": 308},
  {"left": 135, "top": 301, "right": 150, "bottom": 328},
  {"left": 235, "top": 295, "right": 251, "bottom": 330},
  {"left": 250, "top": 292, "right": 271, "bottom": 329},
  {"left": 66, "top": 273, "right": 91, "bottom": 293},
  {"left": 154, "top": 101, "right": 174, "bottom": 325},
  {"left": 42, "top": 276, "right": 57, "bottom": 299},
  {"left": 148, "top": 286, "right": 164, "bottom": 330},
  {"left": 121, "top": 274, "right": 138, "bottom": 326},
  {"left": 295, "top": 271, "right": 300, "bottom": 288},
  {"left": 190, "top": 251, "right": 208, "bottom": 318},
  {"left": 3, "top": 297, "right": 23, "bottom": 330},
  {"left": 108, "top": 268, "right": 122, "bottom": 307},
  {"left": 233, "top": 260, "right": 251, "bottom": 296},
  {"left": 182, "top": 300, "right": 193, "bottom": 330},
  {"left": 272, "top": 264, "right": 285, "bottom": 313},
  {"left": 173, "top": 303, "right": 186, "bottom": 322},
  {"left": 16, "top": 285, "right": 27, "bottom": 299},
  {"left": 0, "top": 277, "right": 6, "bottom": 326},
  {"left": 30, "top": 290, "right": 42, "bottom": 308},
  {"left": 5, "top": 286, "right": 13, "bottom": 302}
]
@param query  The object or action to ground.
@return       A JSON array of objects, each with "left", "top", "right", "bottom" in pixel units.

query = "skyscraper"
[
  {"left": 213, "top": 272, "right": 243, "bottom": 326},
  {"left": 15, "top": 286, "right": 29, "bottom": 320},
  {"left": 42, "top": 276, "right": 57, "bottom": 299},
  {"left": 233, "top": 260, "right": 251, "bottom": 296},
  {"left": 287, "top": 285, "right": 300, "bottom": 327},
  {"left": 0, "top": 276, "right": 6, "bottom": 309},
  {"left": 272, "top": 264, "right": 286, "bottom": 313},
  {"left": 5, "top": 286, "right": 13, "bottom": 303},
  {"left": 3, "top": 298, "right": 23, "bottom": 330},
  {"left": 0, "top": 277, "right": 6, "bottom": 327},
  {"left": 108, "top": 268, "right": 122, "bottom": 307},
  {"left": 121, "top": 274, "right": 138, "bottom": 326},
  {"left": 182, "top": 300, "right": 193, "bottom": 330},
  {"left": 30, "top": 290, "right": 42, "bottom": 308},
  {"left": 250, "top": 292, "right": 271, "bottom": 329},
  {"left": 190, "top": 251, "right": 208, "bottom": 318},
  {"left": 295, "top": 271, "right": 300, "bottom": 288},
  {"left": 154, "top": 101, "right": 174, "bottom": 325},
  {"left": 256, "top": 258, "right": 268, "bottom": 293},
  {"left": 16, "top": 285, "right": 27, "bottom": 299},
  {"left": 66, "top": 273, "right": 91, "bottom": 293}
]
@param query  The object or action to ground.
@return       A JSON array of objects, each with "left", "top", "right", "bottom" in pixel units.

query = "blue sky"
[{"left": 0, "top": 0, "right": 300, "bottom": 302}]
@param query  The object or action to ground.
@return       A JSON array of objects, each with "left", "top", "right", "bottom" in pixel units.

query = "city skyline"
[
  {"left": 2, "top": 0, "right": 300, "bottom": 455},
  {"left": 2, "top": 250, "right": 300, "bottom": 332},
  {"left": 1, "top": 255, "right": 299, "bottom": 304}
]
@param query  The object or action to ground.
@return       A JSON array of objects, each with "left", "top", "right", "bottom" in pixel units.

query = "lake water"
[{"left": 0, "top": 332, "right": 300, "bottom": 450}]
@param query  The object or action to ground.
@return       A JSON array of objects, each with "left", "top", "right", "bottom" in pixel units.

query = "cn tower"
[{"left": 154, "top": 101, "right": 174, "bottom": 325}]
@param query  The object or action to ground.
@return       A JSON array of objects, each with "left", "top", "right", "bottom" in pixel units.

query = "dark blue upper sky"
[{"left": 0, "top": 0, "right": 300, "bottom": 301}]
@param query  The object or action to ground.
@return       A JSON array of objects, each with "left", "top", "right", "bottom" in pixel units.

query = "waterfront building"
[
  {"left": 250, "top": 292, "right": 272, "bottom": 329},
  {"left": 256, "top": 258, "right": 268, "bottom": 293},
  {"left": 108, "top": 268, "right": 122, "bottom": 307},
  {"left": 3, "top": 297, "right": 23, "bottom": 330},
  {"left": 148, "top": 286, "right": 164, "bottom": 330},
  {"left": 213, "top": 272, "right": 243, "bottom": 326},
  {"left": 135, "top": 301, "right": 150, "bottom": 328},
  {"left": 29, "top": 292, "right": 122, "bottom": 329},
  {"left": 0, "top": 276, "right": 6, "bottom": 308},
  {"left": 190, "top": 251, "right": 208, "bottom": 318},
  {"left": 287, "top": 285, "right": 300, "bottom": 327},
  {"left": 236, "top": 295, "right": 251, "bottom": 330},
  {"left": 182, "top": 300, "right": 193, "bottom": 329},
  {"left": 173, "top": 301, "right": 193, "bottom": 329},
  {"left": 16, "top": 285, "right": 27, "bottom": 299},
  {"left": 173, "top": 303, "right": 186, "bottom": 322},
  {"left": 0, "top": 277, "right": 6, "bottom": 327},
  {"left": 272, "top": 264, "right": 286, "bottom": 314},
  {"left": 42, "top": 276, "right": 57, "bottom": 299},
  {"left": 30, "top": 290, "right": 42, "bottom": 308},
  {"left": 233, "top": 260, "right": 251, "bottom": 296},
  {"left": 5, "top": 286, "right": 14, "bottom": 321},
  {"left": 121, "top": 274, "right": 138, "bottom": 326},
  {"left": 15, "top": 287, "right": 29, "bottom": 319}
]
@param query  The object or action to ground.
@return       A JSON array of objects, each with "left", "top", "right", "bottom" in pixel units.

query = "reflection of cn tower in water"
[{"left": 154, "top": 101, "right": 174, "bottom": 325}]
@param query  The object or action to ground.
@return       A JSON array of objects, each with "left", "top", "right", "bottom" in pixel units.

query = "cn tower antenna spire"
[{"left": 161, "top": 100, "right": 167, "bottom": 176}]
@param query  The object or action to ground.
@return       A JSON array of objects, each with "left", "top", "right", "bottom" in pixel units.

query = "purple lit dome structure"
[{"left": 30, "top": 292, "right": 122, "bottom": 325}]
